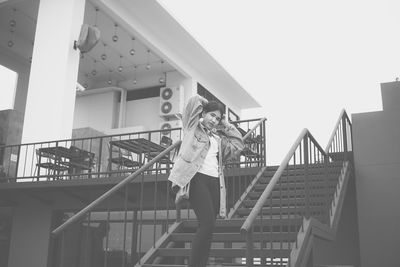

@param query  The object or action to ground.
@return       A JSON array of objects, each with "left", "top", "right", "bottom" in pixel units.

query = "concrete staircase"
[{"left": 136, "top": 163, "right": 343, "bottom": 266}]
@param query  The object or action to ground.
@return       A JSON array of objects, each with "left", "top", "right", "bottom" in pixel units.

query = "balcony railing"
[
  {"left": 0, "top": 118, "right": 266, "bottom": 183},
  {"left": 46, "top": 118, "right": 266, "bottom": 267}
]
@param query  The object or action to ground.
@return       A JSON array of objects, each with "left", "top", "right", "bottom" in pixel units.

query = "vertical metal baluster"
[
  {"left": 137, "top": 172, "right": 145, "bottom": 264},
  {"left": 131, "top": 209, "right": 138, "bottom": 266},
  {"left": 166, "top": 179, "right": 170, "bottom": 233},
  {"left": 299, "top": 140, "right": 303, "bottom": 232},
  {"left": 269, "top": 187, "right": 273, "bottom": 264},
  {"left": 83, "top": 212, "right": 91, "bottom": 267},
  {"left": 292, "top": 150, "right": 297, "bottom": 250},
  {"left": 104, "top": 203, "right": 111, "bottom": 267},
  {"left": 122, "top": 186, "right": 128, "bottom": 267},
  {"left": 246, "top": 227, "right": 253, "bottom": 267},
  {"left": 29, "top": 144, "right": 35, "bottom": 178},
  {"left": 313, "top": 143, "right": 317, "bottom": 217},
  {"left": 153, "top": 161, "right": 158, "bottom": 247},
  {"left": 97, "top": 137, "right": 103, "bottom": 179},
  {"left": 338, "top": 122, "right": 343, "bottom": 161},
  {"left": 22, "top": 144, "right": 28, "bottom": 179},
  {"left": 260, "top": 195, "right": 265, "bottom": 266},
  {"left": 303, "top": 135, "right": 310, "bottom": 219},
  {"left": 278, "top": 162, "right": 283, "bottom": 264}
]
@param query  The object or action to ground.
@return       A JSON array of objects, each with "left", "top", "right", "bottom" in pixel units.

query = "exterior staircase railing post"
[
  {"left": 303, "top": 134, "right": 311, "bottom": 219},
  {"left": 97, "top": 137, "right": 103, "bottom": 176},
  {"left": 245, "top": 227, "right": 254, "bottom": 267},
  {"left": 262, "top": 119, "right": 267, "bottom": 166},
  {"left": 323, "top": 154, "right": 330, "bottom": 225},
  {"left": 176, "top": 205, "right": 181, "bottom": 222},
  {"left": 342, "top": 116, "right": 348, "bottom": 162}
]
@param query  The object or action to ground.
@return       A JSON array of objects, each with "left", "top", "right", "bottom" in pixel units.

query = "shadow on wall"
[{"left": 0, "top": 109, "right": 23, "bottom": 146}]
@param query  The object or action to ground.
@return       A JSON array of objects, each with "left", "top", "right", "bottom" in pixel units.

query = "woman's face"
[{"left": 201, "top": 110, "right": 222, "bottom": 130}]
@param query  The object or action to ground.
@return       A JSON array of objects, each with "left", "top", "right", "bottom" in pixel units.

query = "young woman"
[{"left": 168, "top": 95, "right": 244, "bottom": 267}]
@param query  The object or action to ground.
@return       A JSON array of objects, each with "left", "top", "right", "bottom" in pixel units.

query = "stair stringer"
[
  {"left": 288, "top": 161, "right": 352, "bottom": 267},
  {"left": 134, "top": 221, "right": 183, "bottom": 267}
]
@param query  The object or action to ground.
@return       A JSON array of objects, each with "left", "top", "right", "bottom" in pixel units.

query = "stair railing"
[
  {"left": 177, "top": 117, "right": 267, "bottom": 221},
  {"left": 50, "top": 141, "right": 181, "bottom": 266},
  {"left": 49, "top": 118, "right": 266, "bottom": 267},
  {"left": 240, "top": 110, "right": 352, "bottom": 267},
  {"left": 51, "top": 141, "right": 181, "bottom": 236}
]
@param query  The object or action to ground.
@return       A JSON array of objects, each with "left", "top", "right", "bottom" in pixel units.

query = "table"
[
  {"left": 108, "top": 138, "right": 166, "bottom": 171},
  {"left": 37, "top": 146, "right": 94, "bottom": 178}
]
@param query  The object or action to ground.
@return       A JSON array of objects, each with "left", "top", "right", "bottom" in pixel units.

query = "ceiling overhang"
[{"left": 94, "top": 0, "right": 260, "bottom": 109}]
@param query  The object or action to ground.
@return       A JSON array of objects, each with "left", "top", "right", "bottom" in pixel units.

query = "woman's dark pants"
[{"left": 188, "top": 172, "right": 220, "bottom": 267}]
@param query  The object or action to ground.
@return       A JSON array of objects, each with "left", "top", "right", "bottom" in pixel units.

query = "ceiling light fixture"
[
  {"left": 101, "top": 43, "right": 107, "bottom": 60},
  {"left": 159, "top": 60, "right": 165, "bottom": 84},
  {"left": 94, "top": 7, "right": 99, "bottom": 26},
  {"left": 118, "top": 55, "right": 123, "bottom": 72},
  {"left": 7, "top": 8, "right": 16, "bottom": 48},
  {"left": 91, "top": 59, "right": 97, "bottom": 76},
  {"left": 130, "top": 37, "right": 136, "bottom": 56},
  {"left": 146, "top": 49, "right": 151, "bottom": 70},
  {"left": 112, "top": 23, "right": 119, "bottom": 42},
  {"left": 133, "top": 65, "right": 137, "bottom": 84},
  {"left": 107, "top": 69, "right": 113, "bottom": 85}
]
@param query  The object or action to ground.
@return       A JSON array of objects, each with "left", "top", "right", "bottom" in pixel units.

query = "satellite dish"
[{"left": 74, "top": 24, "right": 100, "bottom": 53}]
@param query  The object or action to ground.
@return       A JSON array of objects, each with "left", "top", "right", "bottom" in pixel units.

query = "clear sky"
[{"left": 158, "top": 0, "right": 400, "bottom": 164}]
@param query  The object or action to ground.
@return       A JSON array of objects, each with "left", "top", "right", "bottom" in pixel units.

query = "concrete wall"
[
  {"left": 8, "top": 198, "right": 52, "bottom": 267},
  {"left": 125, "top": 97, "right": 161, "bottom": 131},
  {"left": 74, "top": 91, "right": 118, "bottom": 131},
  {"left": 0, "top": 109, "right": 23, "bottom": 146},
  {"left": 313, "top": 174, "right": 361, "bottom": 266},
  {"left": 352, "top": 81, "right": 400, "bottom": 267}
]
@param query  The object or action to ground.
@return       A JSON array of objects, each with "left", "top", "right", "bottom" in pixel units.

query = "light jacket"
[{"left": 168, "top": 95, "right": 244, "bottom": 218}]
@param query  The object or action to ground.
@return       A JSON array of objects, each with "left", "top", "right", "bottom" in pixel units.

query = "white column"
[{"left": 21, "top": 0, "right": 86, "bottom": 143}]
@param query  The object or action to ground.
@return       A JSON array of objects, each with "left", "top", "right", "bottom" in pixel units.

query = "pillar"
[{"left": 21, "top": 0, "right": 86, "bottom": 143}]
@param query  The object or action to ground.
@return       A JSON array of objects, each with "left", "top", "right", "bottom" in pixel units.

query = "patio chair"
[
  {"left": 145, "top": 135, "right": 175, "bottom": 173},
  {"left": 108, "top": 143, "right": 141, "bottom": 173}
]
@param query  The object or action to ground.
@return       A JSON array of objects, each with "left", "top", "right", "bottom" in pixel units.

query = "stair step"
[
  {"left": 236, "top": 206, "right": 324, "bottom": 217},
  {"left": 169, "top": 232, "right": 297, "bottom": 242},
  {"left": 261, "top": 166, "right": 342, "bottom": 177},
  {"left": 156, "top": 248, "right": 291, "bottom": 258},
  {"left": 243, "top": 197, "right": 328, "bottom": 207},
  {"left": 248, "top": 189, "right": 335, "bottom": 199},
  {"left": 255, "top": 180, "right": 338, "bottom": 190},
  {"left": 142, "top": 264, "right": 247, "bottom": 267},
  {"left": 181, "top": 217, "right": 303, "bottom": 229}
]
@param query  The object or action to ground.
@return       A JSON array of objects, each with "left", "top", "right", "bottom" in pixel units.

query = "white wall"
[
  {"left": 125, "top": 97, "right": 162, "bottom": 131},
  {"left": 73, "top": 91, "right": 117, "bottom": 131},
  {"left": 166, "top": 70, "right": 193, "bottom": 104}
]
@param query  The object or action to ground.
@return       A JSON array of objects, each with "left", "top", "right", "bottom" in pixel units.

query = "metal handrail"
[
  {"left": 240, "top": 128, "right": 310, "bottom": 233},
  {"left": 243, "top": 118, "right": 267, "bottom": 140},
  {"left": 51, "top": 141, "right": 181, "bottom": 236},
  {"left": 240, "top": 110, "right": 352, "bottom": 266},
  {"left": 325, "top": 109, "right": 351, "bottom": 153},
  {"left": 241, "top": 112, "right": 352, "bottom": 232},
  {"left": 51, "top": 117, "right": 267, "bottom": 237}
]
